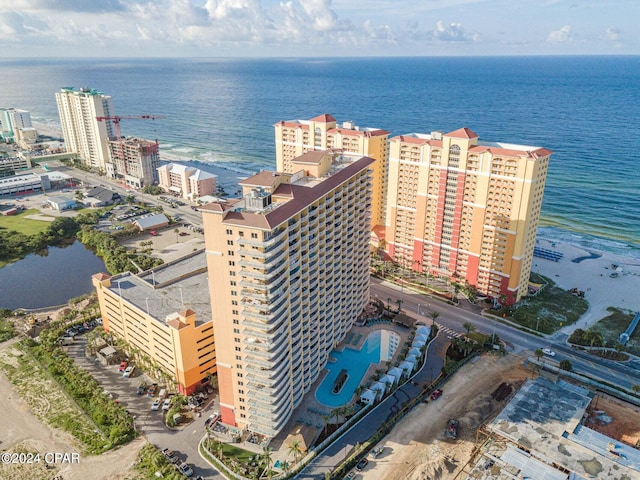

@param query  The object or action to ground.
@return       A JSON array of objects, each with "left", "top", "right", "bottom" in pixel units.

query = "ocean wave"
[{"left": 537, "top": 226, "right": 640, "bottom": 262}]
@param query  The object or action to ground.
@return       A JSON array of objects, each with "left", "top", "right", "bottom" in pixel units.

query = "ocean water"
[{"left": 1, "top": 56, "right": 639, "bottom": 259}]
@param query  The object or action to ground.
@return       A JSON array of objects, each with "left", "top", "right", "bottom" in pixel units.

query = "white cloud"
[
  {"left": 547, "top": 25, "right": 571, "bottom": 43},
  {"left": 432, "top": 20, "right": 476, "bottom": 42},
  {"left": 606, "top": 26, "right": 620, "bottom": 41}
]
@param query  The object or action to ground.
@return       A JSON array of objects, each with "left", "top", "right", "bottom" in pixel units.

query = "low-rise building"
[
  {"left": 85, "top": 186, "right": 120, "bottom": 207},
  {"left": 92, "top": 251, "right": 216, "bottom": 394},
  {"left": 133, "top": 213, "right": 169, "bottom": 231},
  {"left": 157, "top": 163, "right": 216, "bottom": 201},
  {"left": 46, "top": 195, "right": 76, "bottom": 210},
  {"left": 0, "top": 172, "right": 49, "bottom": 196}
]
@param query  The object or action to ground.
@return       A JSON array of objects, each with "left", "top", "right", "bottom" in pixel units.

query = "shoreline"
[{"left": 531, "top": 238, "right": 640, "bottom": 334}]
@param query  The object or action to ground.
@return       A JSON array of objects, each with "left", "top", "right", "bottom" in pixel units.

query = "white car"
[
  {"left": 162, "top": 398, "right": 172, "bottom": 411},
  {"left": 151, "top": 399, "right": 161, "bottom": 411},
  {"left": 542, "top": 348, "right": 556, "bottom": 357},
  {"left": 123, "top": 366, "right": 135, "bottom": 378}
]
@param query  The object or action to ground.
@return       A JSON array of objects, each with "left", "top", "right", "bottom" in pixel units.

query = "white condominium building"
[{"left": 55, "top": 87, "right": 115, "bottom": 172}]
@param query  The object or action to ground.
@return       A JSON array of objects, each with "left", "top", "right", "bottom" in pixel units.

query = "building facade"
[
  {"left": 157, "top": 163, "right": 216, "bottom": 201},
  {"left": 55, "top": 87, "right": 115, "bottom": 172},
  {"left": 201, "top": 151, "right": 373, "bottom": 436},
  {"left": 92, "top": 252, "right": 216, "bottom": 394},
  {"left": 274, "top": 114, "right": 389, "bottom": 230},
  {"left": 386, "top": 128, "right": 551, "bottom": 303},
  {"left": 0, "top": 108, "right": 37, "bottom": 146},
  {"left": 107, "top": 137, "right": 159, "bottom": 188}
]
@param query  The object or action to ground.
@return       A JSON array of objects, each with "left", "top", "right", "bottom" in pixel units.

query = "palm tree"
[
  {"left": 261, "top": 447, "right": 273, "bottom": 478},
  {"left": 632, "top": 384, "right": 640, "bottom": 394},
  {"left": 534, "top": 348, "right": 544, "bottom": 362},
  {"left": 387, "top": 297, "right": 392, "bottom": 311},
  {"left": 288, "top": 440, "right": 302, "bottom": 464},
  {"left": 174, "top": 227, "right": 180, "bottom": 242},
  {"left": 280, "top": 460, "right": 290, "bottom": 472},
  {"left": 331, "top": 406, "right": 342, "bottom": 424},
  {"left": 462, "top": 322, "right": 475, "bottom": 335},
  {"left": 429, "top": 311, "right": 440, "bottom": 326},
  {"left": 396, "top": 298, "right": 403, "bottom": 311}
]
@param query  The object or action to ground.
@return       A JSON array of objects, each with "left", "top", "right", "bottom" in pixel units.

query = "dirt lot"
[
  {"left": 360, "top": 354, "right": 530, "bottom": 480},
  {"left": 119, "top": 227, "right": 205, "bottom": 263},
  {"left": 0, "top": 337, "right": 144, "bottom": 480},
  {"left": 585, "top": 394, "right": 640, "bottom": 447}
]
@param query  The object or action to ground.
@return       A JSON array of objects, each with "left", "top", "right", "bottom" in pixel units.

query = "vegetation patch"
[
  {"left": 0, "top": 328, "right": 135, "bottom": 454},
  {"left": 508, "top": 277, "right": 588, "bottom": 334},
  {"left": 126, "top": 443, "right": 184, "bottom": 480},
  {"left": 588, "top": 307, "right": 639, "bottom": 356},
  {"left": 0, "top": 308, "right": 17, "bottom": 342}
]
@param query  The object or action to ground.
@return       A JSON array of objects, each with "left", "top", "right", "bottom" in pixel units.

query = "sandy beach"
[{"left": 531, "top": 238, "right": 640, "bottom": 333}]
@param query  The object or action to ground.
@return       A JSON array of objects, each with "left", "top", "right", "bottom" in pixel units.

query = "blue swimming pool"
[{"left": 315, "top": 330, "right": 400, "bottom": 407}]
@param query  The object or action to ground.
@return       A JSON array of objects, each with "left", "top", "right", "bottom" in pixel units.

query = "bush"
[{"left": 559, "top": 359, "right": 572, "bottom": 371}]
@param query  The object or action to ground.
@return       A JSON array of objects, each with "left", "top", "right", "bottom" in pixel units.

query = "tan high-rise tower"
[
  {"left": 386, "top": 128, "right": 551, "bottom": 303},
  {"left": 274, "top": 114, "right": 389, "bottom": 231},
  {"left": 201, "top": 151, "right": 373, "bottom": 436}
]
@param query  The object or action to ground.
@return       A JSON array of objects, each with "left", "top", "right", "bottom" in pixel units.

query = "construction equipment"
[{"left": 95, "top": 115, "right": 166, "bottom": 141}]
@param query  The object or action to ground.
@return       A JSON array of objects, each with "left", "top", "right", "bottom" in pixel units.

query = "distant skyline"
[{"left": 1, "top": 0, "right": 638, "bottom": 57}]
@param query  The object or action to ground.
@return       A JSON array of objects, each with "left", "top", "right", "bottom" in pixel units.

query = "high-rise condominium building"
[
  {"left": 386, "top": 128, "right": 551, "bottom": 303},
  {"left": 274, "top": 114, "right": 389, "bottom": 230},
  {"left": 56, "top": 87, "right": 115, "bottom": 171},
  {"left": 0, "top": 108, "right": 37, "bottom": 146},
  {"left": 201, "top": 150, "right": 373, "bottom": 436},
  {"left": 107, "top": 137, "right": 160, "bottom": 189}
]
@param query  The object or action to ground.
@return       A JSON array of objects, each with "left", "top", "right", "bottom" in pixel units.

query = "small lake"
[{"left": 0, "top": 240, "right": 106, "bottom": 310}]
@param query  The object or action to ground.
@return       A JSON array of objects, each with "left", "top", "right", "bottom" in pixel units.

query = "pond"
[{"left": 0, "top": 240, "right": 106, "bottom": 310}]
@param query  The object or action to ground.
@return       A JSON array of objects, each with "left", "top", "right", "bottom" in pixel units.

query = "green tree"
[
  {"left": 463, "top": 322, "right": 475, "bottom": 335},
  {"left": 632, "top": 384, "right": 640, "bottom": 394},
  {"left": 559, "top": 359, "right": 572, "bottom": 371},
  {"left": 261, "top": 447, "right": 273, "bottom": 478},
  {"left": 288, "top": 440, "right": 302, "bottom": 464},
  {"left": 429, "top": 311, "right": 440, "bottom": 325},
  {"left": 534, "top": 349, "right": 544, "bottom": 362}
]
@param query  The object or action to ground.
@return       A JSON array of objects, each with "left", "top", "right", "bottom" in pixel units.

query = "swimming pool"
[{"left": 315, "top": 329, "right": 400, "bottom": 407}]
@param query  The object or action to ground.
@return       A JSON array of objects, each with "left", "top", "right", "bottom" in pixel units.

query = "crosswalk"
[{"left": 435, "top": 324, "right": 463, "bottom": 339}]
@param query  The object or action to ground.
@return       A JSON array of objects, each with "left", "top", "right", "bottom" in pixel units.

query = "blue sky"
[{"left": 1, "top": 0, "right": 637, "bottom": 57}]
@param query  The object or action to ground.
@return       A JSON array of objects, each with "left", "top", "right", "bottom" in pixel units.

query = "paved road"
[
  {"left": 66, "top": 336, "right": 222, "bottom": 479},
  {"left": 298, "top": 331, "right": 449, "bottom": 479},
  {"left": 370, "top": 277, "right": 640, "bottom": 390}
]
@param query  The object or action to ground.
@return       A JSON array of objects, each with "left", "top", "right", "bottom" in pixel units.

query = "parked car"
[
  {"left": 151, "top": 399, "right": 161, "bottom": 411},
  {"left": 177, "top": 462, "right": 193, "bottom": 477},
  {"left": 370, "top": 446, "right": 385, "bottom": 458},
  {"left": 123, "top": 366, "right": 135, "bottom": 378},
  {"left": 149, "top": 230, "right": 158, "bottom": 236},
  {"left": 356, "top": 458, "right": 369, "bottom": 472},
  {"left": 345, "top": 472, "right": 356, "bottom": 480},
  {"left": 162, "top": 448, "right": 178, "bottom": 464},
  {"left": 118, "top": 361, "right": 128, "bottom": 372},
  {"left": 446, "top": 419, "right": 459, "bottom": 439},
  {"left": 146, "top": 384, "right": 157, "bottom": 397},
  {"left": 162, "top": 398, "right": 172, "bottom": 411},
  {"left": 430, "top": 389, "right": 443, "bottom": 400},
  {"left": 137, "top": 383, "right": 147, "bottom": 395},
  {"left": 542, "top": 348, "right": 556, "bottom": 357}
]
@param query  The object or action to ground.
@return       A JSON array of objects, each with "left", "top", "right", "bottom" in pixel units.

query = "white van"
[{"left": 158, "top": 389, "right": 166, "bottom": 399}]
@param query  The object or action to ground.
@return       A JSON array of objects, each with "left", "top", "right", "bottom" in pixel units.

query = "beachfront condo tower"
[
  {"left": 274, "top": 114, "right": 389, "bottom": 234},
  {"left": 201, "top": 150, "right": 373, "bottom": 436},
  {"left": 55, "top": 87, "right": 115, "bottom": 172},
  {"left": 107, "top": 137, "right": 160, "bottom": 189},
  {"left": 386, "top": 128, "right": 552, "bottom": 304}
]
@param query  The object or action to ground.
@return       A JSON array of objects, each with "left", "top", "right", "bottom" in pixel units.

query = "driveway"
[{"left": 66, "top": 335, "right": 223, "bottom": 479}]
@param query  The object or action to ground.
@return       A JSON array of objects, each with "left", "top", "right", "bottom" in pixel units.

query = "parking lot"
[{"left": 65, "top": 335, "right": 222, "bottom": 479}]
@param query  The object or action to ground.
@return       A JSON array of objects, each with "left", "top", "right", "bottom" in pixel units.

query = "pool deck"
[{"left": 267, "top": 318, "right": 414, "bottom": 467}]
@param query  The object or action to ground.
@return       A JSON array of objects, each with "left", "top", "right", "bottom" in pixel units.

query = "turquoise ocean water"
[{"left": 1, "top": 56, "right": 638, "bottom": 259}]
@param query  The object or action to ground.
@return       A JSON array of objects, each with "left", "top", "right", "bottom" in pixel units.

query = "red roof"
[
  {"left": 310, "top": 113, "right": 337, "bottom": 123},
  {"left": 92, "top": 272, "right": 111, "bottom": 281},
  {"left": 445, "top": 127, "right": 478, "bottom": 139}
]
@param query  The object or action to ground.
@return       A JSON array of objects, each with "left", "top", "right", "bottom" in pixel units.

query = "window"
[
  {"left": 235, "top": 346, "right": 241, "bottom": 351},
  {"left": 232, "top": 310, "right": 239, "bottom": 316},
  {"left": 239, "top": 405, "right": 245, "bottom": 410},
  {"left": 238, "top": 389, "right": 244, "bottom": 394},
  {"left": 251, "top": 233, "right": 258, "bottom": 239},
  {"left": 228, "top": 251, "right": 234, "bottom": 256},
  {"left": 234, "top": 337, "right": 240, "bottom": 343},
  {"left": 236, "top": 355, "right": 242, "bottom": 360},
  {"left": 237, "top": 373, "right": 243, "bottom": 378},
  {"left": 231, "top": 291, "right": 237, "bottom": 296},
  {"left": 239, "top": 231, "right": 244, "bottom": 237},
  {"left": 233, "top": 328, "right": 240, "bottom": 334},
  {"left": 230, "top": 271, "right": 236, "bottom": 276},
  {"left": 232, "top": 300, "right": 238, "bottom": 306},
  {"left": 236, "top": 364, "right": 242, "bottom": 369},
  {"left": 233, "top": 318, "right": 239, "bottom": 324},
  {"left": 229, "top": 261, "right": 235, "bottom": 266},
  {"left": 240, "top": 413, "right": 246, "bottom": 418},
  {"left": 230, "top": 281, "right": 236, "bottom": 286},
  {"left": 238, "top": 381, "right": 243, "bottom": 386},
  {"left": 226, "top": 229, "right": 233, "bottom": 235},
  {"left": 227, "top": 240, "right": 233, "bottom": 246}
]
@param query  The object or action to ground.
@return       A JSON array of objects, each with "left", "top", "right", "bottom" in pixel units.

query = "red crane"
[{"left": 95, "top": 115, "right": 166, "bottom": 141}]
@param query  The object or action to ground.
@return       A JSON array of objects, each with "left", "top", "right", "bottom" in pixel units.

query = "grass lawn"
[
  {"left": 221, "top": 443, "right": 258, "bottom": 463},
  {"left": 510, "top": 276, "right": 589, "bottom": 334},
  {"left": 0, "top": 208, "right": 53, "bottom": 235}
]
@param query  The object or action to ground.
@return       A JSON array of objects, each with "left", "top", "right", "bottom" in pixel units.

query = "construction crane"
[
  {"left": 95, "top": 115, "right": 166, "bottom": 141},
  {"left": 95, "top": 115, "right": 166, "bottom": 182}
]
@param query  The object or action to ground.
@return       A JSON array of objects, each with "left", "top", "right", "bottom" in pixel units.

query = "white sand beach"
[{"left": 531, "top": 238, "right": 640, "bottom": 333}]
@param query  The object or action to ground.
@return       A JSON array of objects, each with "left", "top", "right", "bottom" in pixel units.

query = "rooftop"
[
  {"left": 489, "top": 377, "right": 640, "bottom": 479},
  {"left": 104, "top": 250, "right": 211, "bottom": 326}
]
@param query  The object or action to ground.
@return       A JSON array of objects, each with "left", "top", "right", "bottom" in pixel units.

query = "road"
[
  {"left": 66, "top": 336, "right": 222, "bottom": 479},
  {"left": 370, "top": 277, "right": 640, "bottom": 391}
]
